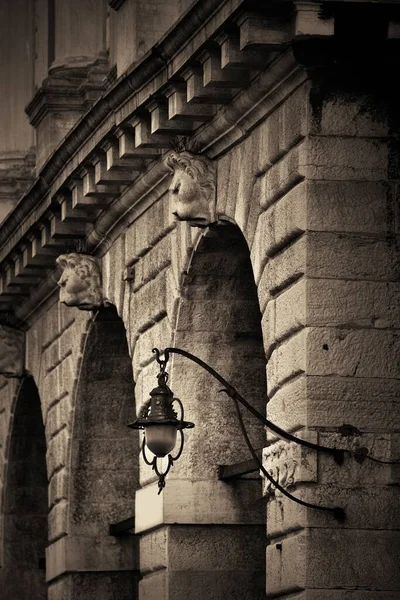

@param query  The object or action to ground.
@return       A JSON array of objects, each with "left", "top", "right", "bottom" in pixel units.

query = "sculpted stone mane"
[
  {"left": 56, "top": 253, "right": 103, "bottom": 310},
  {"left": 165, "top": 150, "right": 217, "bottom": 227},
  {"left": 0, "top": 325, "right": 25, "bottom": 377}
]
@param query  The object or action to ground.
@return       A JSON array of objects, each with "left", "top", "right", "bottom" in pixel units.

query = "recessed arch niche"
[
  {"left": 0, "top": 377, "right": 48, "bottom": 600},
  {"left": 68, "top": 305, "right": 139, "bottom": 598},
  {"left": 169, "top": 220, "right": 267, "bottom": 598}
]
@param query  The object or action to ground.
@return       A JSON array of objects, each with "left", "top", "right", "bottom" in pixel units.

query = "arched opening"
[
  {"left": 67, "top": 305, "right": 139, "bottom": 598},
  {"left": 170, "top": 221, "right": 267, "bottom": 598},
  {"left": 1, "top": 377, "right": 48, "bottom": 599}
]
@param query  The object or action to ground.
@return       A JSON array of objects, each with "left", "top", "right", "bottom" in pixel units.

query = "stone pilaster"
[
  {"left": 26, "top": 0, "right": 108, "bottom": 171},
  {"left": 261, "top": 56, "right": 400, "bottom": 600}
]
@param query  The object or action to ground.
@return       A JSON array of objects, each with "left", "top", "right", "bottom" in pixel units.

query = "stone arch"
[
  {"left": 168, "top": 220, "right": 267, "bottom": 598},
  {"left": 0, "top": 376, "right": 48, "bottom": 600},
  {"left": 64, "top": 305, "right": 139, "bottom": 598}
]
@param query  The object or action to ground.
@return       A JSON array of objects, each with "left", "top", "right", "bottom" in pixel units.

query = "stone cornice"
[
  {"left": 0, "top": 0, "right": 233, "bottom": 252},
  {"left": 1, "top": 0, "right": 400, "bottom": 323}
]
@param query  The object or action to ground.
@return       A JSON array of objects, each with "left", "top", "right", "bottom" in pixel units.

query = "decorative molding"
[
  {"left": 56, "top": 253, "right": 104, "bottom": 310},
  {"left": 261, "top": 432, "right": 318, "bottom": 497},
  {"left": 165, "top": 150, "right": 217, "bottom": 227},
  {"left": 26, "top": 57, "right": 109, "bottom": 128},
  {"left": 0, "top": 325, "right": 25, "bottom": 378}
]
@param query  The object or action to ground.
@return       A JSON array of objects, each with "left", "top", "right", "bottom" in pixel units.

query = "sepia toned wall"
[{"left": 0, "top": 1, "right": 400, "bottom": 599}]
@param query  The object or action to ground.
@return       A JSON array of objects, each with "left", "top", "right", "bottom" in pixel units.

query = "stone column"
[
  {"left": 261, "top": 68, "right": 400, "bottom": 597},
  {"left": 0, "top": 0, "right": 35, "bottom": 222},
  {"left": 26, "top": 0, "right": 108, "bottom": 170},
  {"left": 109, "top": 0, "right": 187, "bottom": 77},
  {"left": 52, "top": 0, "right": 106, "bottom": 71}
]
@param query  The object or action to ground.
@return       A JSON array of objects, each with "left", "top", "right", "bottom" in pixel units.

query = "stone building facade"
[{"left": 0, "top": 0, "right": 400, "bottom": 599}]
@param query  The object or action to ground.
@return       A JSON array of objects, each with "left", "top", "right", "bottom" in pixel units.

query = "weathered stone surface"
[
  {"left": 267, "top": 485, "right": 400, "bottom": 538},
  {"left": 48, "top": 499, "right": 68, "bottom": 543},
  {"left": 262, "top": 431, "right": 318, "bottom": 497},
  {"left": 306, "top": 232, "right": 400, "bottom": 281},
  {"left": 2, "top": 9, "right": 400, "bottom": 599},
  {"left": 261, "top": 144, "right": 305, "bottom": 210},
  {"left": 310, "top": 92, "right": 389, "bottom": 138},
  {"left": 46, "top": 535, "right": 138, "bottom": 582},
  {"left": 304, "top": 136, "right": 388, "bottom": 181},
  {"left": 139, "top": 524, "right": 264, "bottom": 574},
  {"left": 267, "top": 329, "right": 306, "bottom": 396},
  {"left": 0, "top": 325, "right": 25, "bottom": 377},
  {"left": 135, "top": 480, "right": 264, "bottom": 534},
  {"left": 306, "top": 180, "right": 390, "bottom": 234},
  {"left": 267, "top": 529, "right": 400, "bottom": 596},
  {"left": 266, "top": 531, "right": 307, "bottom": 596},
  {"left": 267, "top": 375, "right": 400, "bottom": 432},
  {"left": 263, "top": 277, "right": 400, "bottom": 358},
  {"left": 140, "top": 568, "right": 265, "bottom": 600},
  {"left": 307, "top": 327, "right": 400, "bottom": 380}
]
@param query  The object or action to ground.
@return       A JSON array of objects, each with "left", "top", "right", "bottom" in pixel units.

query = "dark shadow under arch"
[
  {"left": 170, "top": 221, "right": 267, "bottom": 599},
  {"left": 68, "top": 305, "right": 139, "bottom": 598},
  {"left": 1, "top": 377, "right": 48, "bottom": 600}
]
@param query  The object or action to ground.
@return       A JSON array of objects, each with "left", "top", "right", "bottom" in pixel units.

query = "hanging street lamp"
[
  {"left": 128, "top": 355, "right": 194, "bottom": 493},
  {"left": 129, "top": 347, "right": 400, "bottom": 520}
]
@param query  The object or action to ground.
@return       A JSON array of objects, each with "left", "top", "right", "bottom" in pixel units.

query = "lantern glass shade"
[{"left": 145, "top": 424, "right": 178, "bottom": 457}]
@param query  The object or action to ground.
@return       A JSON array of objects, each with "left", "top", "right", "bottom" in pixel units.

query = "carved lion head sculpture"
[
  {"left": 56, "top": 253, "right": 103, "bottom": 311},
  {"left": 165, "top": 150, "right": 217, "bottom": 227},
  {"left": 0, "top": 325, "right": 25, "bottom": 377}
]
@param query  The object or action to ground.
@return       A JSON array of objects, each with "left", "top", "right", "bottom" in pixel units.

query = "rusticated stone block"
[
  {"left": 267, "top": 328, "right": 306, "bottom": 396},
  {"left": 267, "top": 374, "right": 400, "bottom": 433},
  {"left": 258, "top": 181, "right": 307, "bottom": 258},
  {"left": 306, "top": 180, "right": 389, "bottom": 234},
  {"left": 254, "top": 231, "right": 306, "bottom": 297},
  {"left": 140, "top": 567, "right": 265, "bottom": 600},
  {"left": 135, "top": 479, "right": 263, "bottom": 534},
  {"left": 310, "top": 92, "right": 389, "bottom": 138},
  {"left": 132, "top": 317, "right": 171, "bottom": 381},
  {"left": 307, "top": 327, "right": 400, "bottom": 380},
  {"left": 216, "top": 144, "right": 242, "bottom": 217},
  {"left": 304, "top": 136, "right": 387, "bottom": 181},
  {"left": 307, "top": 529, "right": 400, "bottom": 591},
  {"left": 261, "top": 144, "right": 305, "bottom": 209},
  {"left": 133, "top": 233, "right": 172, "bottom": 293},
  {"left": 48, "top": 499, "right": 68, "bottom": 543},
  {"left": 46, "top": 535, "right": 138, "bottom": 582},
  {"left": 266, "top": 531, "right": 307, "bottom": 597},
  {"left": 131, "top": 269, "right": 168, "bottom": 335},
  {"left": 306, "top": 231, "right": 400, "bottom": 282},
  {"left": 47, "top": 426, "right": 70, "bottom": 479},
  {"left": 102, "top": 235, "right": 125, "bottom": 314},
  {"left": 267, "top": 529, "right": 400, "bottom": 596},
  {"left": 124, "top": 189, "right": 171, "bottom": 264},
  {"left": 48, "top": 466, "right": 69, "bottom": 509},
  {"left": 267, "top": 484, "right": 400, "bottom": 539},
  {"left": 0, "top": 325, "right": 25, "bottom": 378}
]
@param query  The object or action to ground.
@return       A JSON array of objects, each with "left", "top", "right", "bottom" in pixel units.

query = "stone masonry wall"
[
  {"left": 2, "top": 65, "right": 400, "bottom": 599},
  {"left": 26, "top": 302, "right": 92, "bottom": 545},
  {"left": 262, "top": 80, "right": 400, "bottom": 597},
  {"left": 1, "top": 76, "right": 310, "bottom": 599}
]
